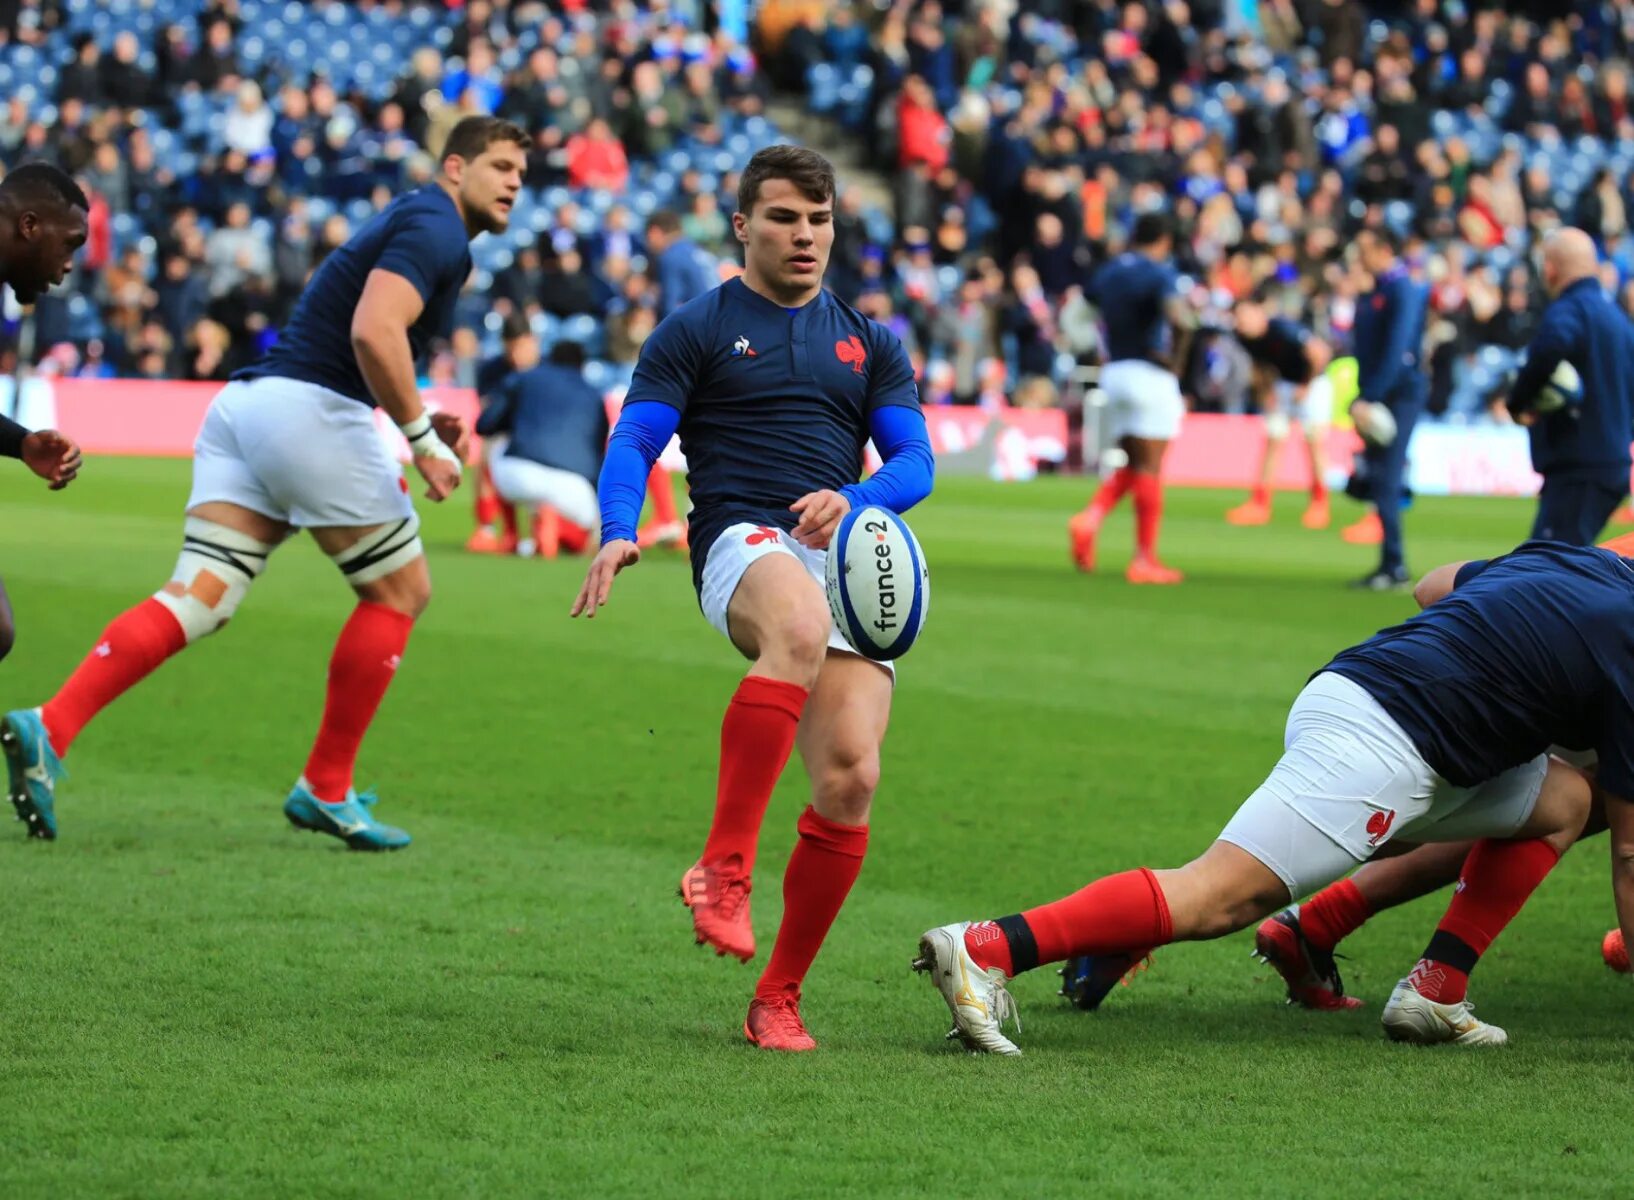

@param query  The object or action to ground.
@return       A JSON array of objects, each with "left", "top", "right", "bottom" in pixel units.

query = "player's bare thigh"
[
  {"left": 308, "top": 523, "right": 432, "bottom": 618},
  {"left": 724, "top": 552, "right": 832, "bottom": 689},
  {"left": 1121, "top": 435, "right": 1169, "bottom": 473},
  {"left": 795, "top": 649, "right": 893, "bottom": 826}
]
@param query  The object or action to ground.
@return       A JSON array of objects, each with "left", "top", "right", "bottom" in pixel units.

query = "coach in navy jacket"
[
  {"left": 1505, "top": 227, "right": 1634, "bottom": 545},
  {"left": 1352, "top": 227, "right": 1430, "bottom": 589}
]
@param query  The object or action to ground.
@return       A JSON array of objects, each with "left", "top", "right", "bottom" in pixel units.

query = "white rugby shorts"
[
  {"left": 1218, "top": 672, "right": 1546, "bottom": 899},
  {"left": 188, "top": 377, "right": 415, "bottom": 528},
  {"left": 1100, "top": 359, "right": 1185, "bottom": 441},
  {"left": 698, "top": 521, "right": 893, "bottom": 678},
  {"left": 1274, "top": 373, "right": 1334, "bottom": 430},
  {"left": 489, "top": 453, "right": 600, "bottom": 531}
]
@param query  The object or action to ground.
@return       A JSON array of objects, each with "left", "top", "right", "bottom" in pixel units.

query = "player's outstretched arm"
[
  {"left": 352, "top": 268, "right": 462, "bottom": 501},
  {"left": 1605, "top": 793, "right": 1634, "bottom": 965},
  {"left": 571, "top": 400, "right": 680, "bottom": 618},
  {"left": 1411, "top": 561, "right": 1472, "bottom": 609},
  {"left": 4, "top": 418, "right": 82, "bottom": 490}
]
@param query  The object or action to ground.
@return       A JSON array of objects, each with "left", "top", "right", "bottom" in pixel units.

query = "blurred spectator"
[
  {"left": 645, "top": 209, "right": 717, "bottom": 318},
  {"left": 566, "top": 117, "right": 629, "bottom": 192}
]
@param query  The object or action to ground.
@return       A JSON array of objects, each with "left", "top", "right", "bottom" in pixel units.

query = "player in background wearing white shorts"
[
  {"left": 572, "top": 146, "right": 935, "bottom": 1051},
  {"left": 912, "top": 541, "right": 1634, "bottom": 1053},
  {"left": 0, "top": 164, "right": 90, "bottom": 662},
  {"left": 1070, "top": 212, "right": 1196, "bottom": 584},
  {"left": 1, "top": 117, "right": 527, "bottom": 848},
  {"left": 1223, "top": 293, "right": 1334, "bottom": 530}
]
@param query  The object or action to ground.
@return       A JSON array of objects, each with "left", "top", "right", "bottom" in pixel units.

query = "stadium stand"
[{"left": 3, "top": 0, "right": 1634, "bottom": 432}]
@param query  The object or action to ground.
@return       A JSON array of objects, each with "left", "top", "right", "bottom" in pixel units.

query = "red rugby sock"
[
  {"left": 302, "top": 602, "right": 415, "bottom": 803},
  {"left": 755, "top": 807, "right": 868, "bottom": 999},
  {"left": 41, "top": 598, "right": 187, "bottom": 755},
  {"left": 701, "top": 676, "right": 809, "bottom": 874}
]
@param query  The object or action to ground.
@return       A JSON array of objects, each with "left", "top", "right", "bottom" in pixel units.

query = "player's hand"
[
  {"left": 21, "top": 429, "right": 81, "bottom": 490},
  {"left": 789, "top": 489, "right": 850, "bottom": 550},
  {"left": 413, "top": 452, "right": 462, "bottom": 502},
  {"left": 430, "top": 410, "right": 470, "bottom": 462},
  {"left": 571, "top": 538, "right": 640, "bottom": 618}
]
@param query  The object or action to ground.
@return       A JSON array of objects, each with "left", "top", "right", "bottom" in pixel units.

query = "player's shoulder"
[{"left": 824, "top": 289, "right": 905, "bottom": 353}]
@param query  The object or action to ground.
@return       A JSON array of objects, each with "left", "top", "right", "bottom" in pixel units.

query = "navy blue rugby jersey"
[{"left": 235, "top": 185, "right": 473, "bottom": 404}]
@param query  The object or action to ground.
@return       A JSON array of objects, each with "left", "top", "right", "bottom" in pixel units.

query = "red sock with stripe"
[
  {"left": 1406, "top": 838, "right": 1561, "bottom": 1004},
  {"left": 755, "top": 806, "right": 868, "bottom": 999},
  {"left": 41, "top": 598, "right": 188, "bottom": 755},
  {"left": 302, "top": 602, "right": 415, "bottom": 803},
  {"left": 965, "top": 868, "right": 1174, "bottom": 977},
  {"left": 1299, "top": 878, "right": 1373, "bottom": 952},
  {"left": 701, "top": 676, "right": 809, "bottom": 873}
]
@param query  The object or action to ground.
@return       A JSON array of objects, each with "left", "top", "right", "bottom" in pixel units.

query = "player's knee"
[
  {"left": 329, "top": 515, "right": 425, "bottom": 606},
  {"left": 815, "top": 748, "right": 880, "bottom": 822},
  {"left": 153, "top": 517, "right": 273, "bottom": 643},
  {"left": 766, "top": 607, "right": 832, "bottom": 678}
]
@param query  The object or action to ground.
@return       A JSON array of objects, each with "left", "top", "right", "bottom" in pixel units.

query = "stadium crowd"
[{"left": 2, "top": 0, "right": 1633, "bottom": 428}]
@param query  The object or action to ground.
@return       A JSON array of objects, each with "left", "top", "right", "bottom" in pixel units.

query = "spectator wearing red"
[
  {"left": 566, "top": 118, "right": 629, "bottom": 192},
  {"left": 896, "top": 75, "right": 947, "bottom": 173}
]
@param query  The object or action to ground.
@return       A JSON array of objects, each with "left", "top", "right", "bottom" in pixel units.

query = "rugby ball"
[
  {"left": 1350, "top": 399, "right": 1397, "bottom": 448},
  {"left": 825, "top": 506, "right": 929, "bottom": 661},
  {"left": 1533, "top": 360, "right": 1582, "bottom": 414}
]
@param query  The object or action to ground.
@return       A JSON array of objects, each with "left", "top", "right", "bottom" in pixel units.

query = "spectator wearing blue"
[
  {"left": 476, "top": 335, "right": 609, "bottom": 558},
  {"left": 645, "top": 209, "right": 717, "bottom": 319},
  {"left": 1350, "top": 227, "right": 1430, "bottom": 591},
  {"left": 1502, "top": 227, "right": 1634, "bottom": 546}
]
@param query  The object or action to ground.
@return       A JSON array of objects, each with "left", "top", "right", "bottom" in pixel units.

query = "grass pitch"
[{"left": 2, "top": 458, "right": 1631, "bottom": 1198}]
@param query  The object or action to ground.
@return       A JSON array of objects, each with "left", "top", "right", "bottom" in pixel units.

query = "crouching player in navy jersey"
[
  {"left": 571, "top": 146, "right": 935, "bottom": 1052},
  {"left": 2, "top": 116, "right": 528, "bottom": 848},
  {"left": 911, "top": 540, "right": 1634, "bottom": 1054}
]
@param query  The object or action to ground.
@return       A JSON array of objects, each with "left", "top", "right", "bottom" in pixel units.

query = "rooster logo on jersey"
[{"left": 730, "top": 335, "right": 757, "bottom": 358}]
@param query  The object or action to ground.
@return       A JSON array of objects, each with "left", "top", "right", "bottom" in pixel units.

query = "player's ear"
[
  {"left": 442, "top": 153, "right": 465, "bottom": 186},
  {"left": 732, "top": 211, "right": 748, "bottom": 244}
]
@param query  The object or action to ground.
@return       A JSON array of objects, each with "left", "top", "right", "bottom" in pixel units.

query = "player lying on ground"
[
  {"left": 1067, "top": 543, "right": 1633, "bottom": 1012},
  {"left": 1223, "top": 293, "right": 1334, "bottom": 531},
  {"left": 0, "top": 163, "right": 89, "bottom": 664},
  {"left": 913, "top": 540, "right": 1634, "bottom": 1054},
  {"left": 2, "top": 116, "right": 526, "bottom": 848},
  {"left": 572, "top": 145, "right": 934, "bottom": 1052}
]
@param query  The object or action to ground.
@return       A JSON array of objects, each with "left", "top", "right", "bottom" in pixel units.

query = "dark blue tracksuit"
[
  {"left": 1353, "top": 264, "right": 1430, "bottom": 574},
  {"left": 1509, "top": 277, "right": 1634, "bottom": 545}
]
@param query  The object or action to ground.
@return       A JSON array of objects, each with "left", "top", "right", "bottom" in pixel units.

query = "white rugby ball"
[
  {"left": 1351, "top": 399, "right": 1397, "bottom": 447},
  {"left": 825, "top": 505, "right": 930, "bottom": 661},
  {"left": 1534, "top": 360, "right": 1582, "bottom": 414}
]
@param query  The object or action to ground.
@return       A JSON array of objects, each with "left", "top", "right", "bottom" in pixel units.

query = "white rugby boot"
[
  {"left": 1381, "top": 977, "right": 1508, "bottom": 1047},
  {"left": 912, "top": 922, "right": 1022, "bottom": 1056}
]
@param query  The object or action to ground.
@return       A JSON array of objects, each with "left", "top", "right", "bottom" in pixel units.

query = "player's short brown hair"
[
  {"left": 440, "top": 116, "right": 529, "bottom": 164},
  {"left": 736, "top": 145, "right": 835, "bottom": 217}
]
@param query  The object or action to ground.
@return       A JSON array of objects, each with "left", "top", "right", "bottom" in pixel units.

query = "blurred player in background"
[
  {"left": 1496, "top": 227, "right": 1634, "bottom": 546},
  {"left": 1346, "top": 228, "right": 1430, "bottom": 590},
  {"left": 466, "top": 313, "right": 538, "bottom": 556},
  {"left": 912, "top": 541, "right": 1634, "bottom": 1054},
  {"left": 1223, "top": 292, "right": 1334, "bottom": 530},
  {"left": 572, "top": 145, "right": 935, "bottom": 1052},
  {"left": 1070, "top": 212, "right": 1195, "bottom": 584},
  {"left": 1, "top": 116, "right": 527, "bottom": 847},
  {"left": 0, "top": 163, "right": 90, "bottom": 664},
  {"left": 476, "top": 336, "right": 608, "bottom": 557}
]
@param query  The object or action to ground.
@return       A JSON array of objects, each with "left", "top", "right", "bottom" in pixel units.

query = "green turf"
[{"left": 2, "top": 459, "right": 1630, "bottom": 1199}]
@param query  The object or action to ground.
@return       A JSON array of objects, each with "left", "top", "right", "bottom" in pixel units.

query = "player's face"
[
  {"left": 735, "top": 178, "right": 834, "bottom": 299},
  {"left": 459, "top": 143, "right": 526, "bottom": 235},
  {"left": 12, "top": 205, "right": 87, "bottom": 303},
  {"left": 1234, "top": 302, "right": 1267, "bottom": 338}
]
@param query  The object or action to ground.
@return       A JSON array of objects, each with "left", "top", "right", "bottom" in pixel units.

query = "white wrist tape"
[{"left": 399, "top": 413, "right": 459, "bottom": 463}]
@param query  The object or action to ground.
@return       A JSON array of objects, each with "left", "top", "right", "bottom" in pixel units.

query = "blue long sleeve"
[
  {"left": 598, "top": 400, "right": 680, "bottom": 544},
  {"left": 841, "top": 406, "right": 935, "bottom": 515},
  {"left": 1508, "top": 300, "right": 1581, "bottom": 415}
]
